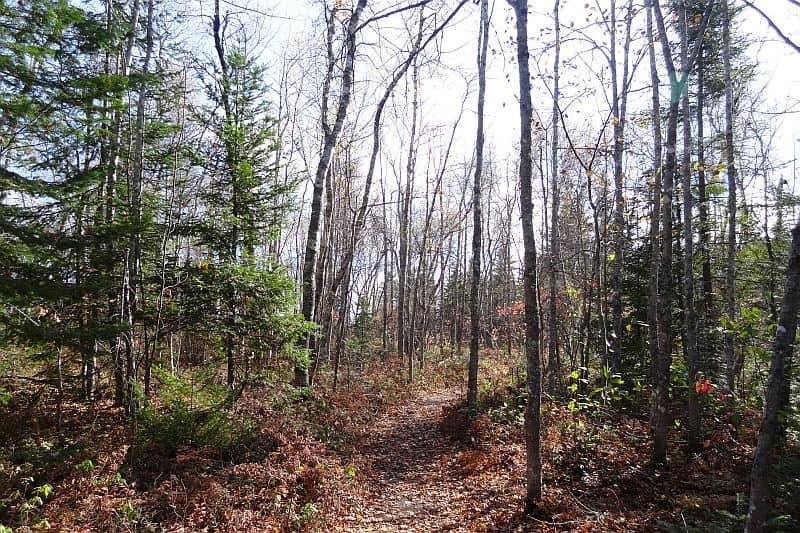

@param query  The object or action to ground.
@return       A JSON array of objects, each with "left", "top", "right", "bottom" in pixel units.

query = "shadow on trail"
[
  {"left": 363, "top": 418, "right": 469, "bottom": 482},
  {"left": 357, "top": 393, "right": 471, "bottom": 484}
]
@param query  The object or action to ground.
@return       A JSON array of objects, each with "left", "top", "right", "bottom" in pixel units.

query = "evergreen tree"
[
  {"left": 0, "top": 0, "right": 126, "bottom": 399},
  {"left": 184, "top": 12, "right": 302, "bottom": 387}
]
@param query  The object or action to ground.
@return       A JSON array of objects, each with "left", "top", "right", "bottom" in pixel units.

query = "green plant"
[
  {"left": 487, "top": 401, "right": 525, "bottom": 425},
  {"left": 75, "top": 459, "right": 94, "bottom": 473},
  {"left": 299, "top": 502, "right": 317, "bottom": 523},
  {"left": 114, "top": 500, "right": 138, "bottom": 527},
  {"left": 0, "top": 386, "right": 11, "bottom": 408},
  {"left": 111, "top": 471, "right": 129, "bottom": 487},
  {"left": 19, "top": 483, "right": 53, "bottom": 522},
  {"left": 284, "top": 500, "right": 318, "bottom": 531},
  {"left": 9, "top": 437, "right": 85, "bottom": 476},
  {"left": 136, "top": 366, "right": 255, "bottom": 455},
  {"left": 31, "top": 518, "right": 50, "bottom": 530},
  {"left": 567, "top": 366, "right": 627, "bottom": 413},
  {"left": 289, "top": 345, "right": 312, "bottom": 373}
]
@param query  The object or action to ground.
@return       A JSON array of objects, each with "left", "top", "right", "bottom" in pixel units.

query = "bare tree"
[
  {"left": 723, "top": 0, "right": 739, "bottom": 393},
  {"left": 468, "top": 0, "right": 489, "bottom": 413},
  {"left": 645, "top": 0, "right": 662, "bottom": 421},
  {"left": 398, "top": 45, "right": 420, "bottom": 382},
  {"left": 679, "top": 1, "right": 701, "bottom": 452},
  {"left": 296, "top": 0, "right": 367, "bottom": 387},
  {"left": 105, "top": 0, "right": 142, "bottom": 408},
  {"left": 546, "top": 0, "right": 562, "bottom": 397},
  {"left": 317, "top": 0, "right": 471, "bottom": 384},
  {"left": 607, "top": 0, "right": 634, "bottom": 373},
  {"left": 650, "top": 0, "right": 713, "bottom": 463},
  {"left": 123, "top": 0, "right": 156, "bottom": 412},
  {"left": 506, "top": 0, "right": 542, "bottom": 511}
]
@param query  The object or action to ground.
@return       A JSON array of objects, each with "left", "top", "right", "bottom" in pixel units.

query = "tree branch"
[
  {"left": 742, "top": 0, "right": 800, "bottom": 54},
  {"left": 356, "top": 0, "right": 436, "bottom": 32},
  {"left": 218, "top": 0, "right": 296, "bottom": 20}
]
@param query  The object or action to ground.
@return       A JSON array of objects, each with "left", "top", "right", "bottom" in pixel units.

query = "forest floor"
[
  {"left": 1, "top": 352, "right": 799, "bottom": 532},
  {"left": 326, "top": 388, "right": 504, "bottom": 532}
]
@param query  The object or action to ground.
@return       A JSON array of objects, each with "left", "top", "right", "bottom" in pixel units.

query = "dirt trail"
[{"left": 333, "top": 389, "right": 477, "bottom": 532}]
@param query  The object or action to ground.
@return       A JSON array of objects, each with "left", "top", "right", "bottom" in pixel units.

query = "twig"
[
  {"left": 741, "top": 0, "right": 800, "bottom": 54},
  {"left": 218, "top": 0, "right": 296, "bottom": 19},
  {"left": 0, "top": 375, "right": 54, "bottom": 384},
  {"left": 528, "top": 516, "right": 583, "bottom": 527},
  {"left": 7, "top": 304, "right": 41, "bottom": 326},
  {"left": 568, "top": 489, "right": 601, "bottom": 518},
  {"left": 357, "top": 0, "right": 435, "bottom": 32}
]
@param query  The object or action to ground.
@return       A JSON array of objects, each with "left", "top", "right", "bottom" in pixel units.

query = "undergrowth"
[{"left": 0, "top": 352, "right": 456, "bottom": 531}]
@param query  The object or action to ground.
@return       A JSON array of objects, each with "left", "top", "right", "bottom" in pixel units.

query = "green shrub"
[
  {"left": 136, "top": 366, "right": 255, "bottom": 455},
  {"left": 0, "top": 386, "right": 11, "bottom": 408}
]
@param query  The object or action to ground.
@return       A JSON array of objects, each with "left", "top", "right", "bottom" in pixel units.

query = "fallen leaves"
[{"left": 2, "top": 351, "right": 797, "bottom": 532}]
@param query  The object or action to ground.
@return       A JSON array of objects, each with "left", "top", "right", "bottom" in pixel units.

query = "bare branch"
[
  {"left": 218, "top": 0, "right": 297, "bottom": 20},
  {"left": 742, "top": 0, "right": 800, "bottom": 54},
  {"left": 356, "top": 0, "right": 436, "bottom": 32}
]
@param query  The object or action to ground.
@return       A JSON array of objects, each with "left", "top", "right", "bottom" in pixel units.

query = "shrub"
[{"left": 135, "top": 366, "right": 255, "bottom": 456}]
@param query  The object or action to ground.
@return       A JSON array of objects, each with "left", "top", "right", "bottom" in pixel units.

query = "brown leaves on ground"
[{"left": 1, "top": 353, "right": 796, "bottom": 532}]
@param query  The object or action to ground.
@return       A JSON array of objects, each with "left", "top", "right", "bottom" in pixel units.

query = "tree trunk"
[
  {"left": 696, "top": 49, "right": 713, "bottom": 320},
  {"left": 399, "top": 54, "right": 419, "bottom": 383},
  {"left": 696, "top": 48, "right": 716, "bottom": 382},
  {"left": 679, "top": 3, "right": 701, "bottom": 453},
  {"left": 106, "top": 0, "right": 141, "bottom": 408},
  {"left": 317, "top": 1, "right": 469, "bottom": 377},
  {"left": 507, "top": 0, "right": 542, "bottom": 511},
  {"left": 651, "top": 0, "right": 681, "bottom": 464},
  {"left": 745, "top": 223, "right": 800, "bottom": 533},
  {"left": 723, "top": 0, "right": 739, "bottom": 393},
  {"left": 546, "top": 0, "right": 562, "bottom": 397},
  {"left": 382, "top": 179, "right": 389, "bottom": 359},
  {"left": 609, "top": 0, "right": 633, "bottom": 374},
  {"left": 645, "top": 0, "right": 662, "bottom": 392},
  {"left": 650, "top": 0, "right": 712, "bottom": 464},
  {"left": 467, "top": 0, "right": 489, "bottom": 414},
  {"left": 311, "top": 164, "right": 335, "bottom": 373},
  {"left": 296, "top": 0, "right": 367, "bottom": 387}
]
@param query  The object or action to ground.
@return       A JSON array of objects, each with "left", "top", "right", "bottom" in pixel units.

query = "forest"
[{"left": 1, "top": 0, "right": 799, "bottom": 531}]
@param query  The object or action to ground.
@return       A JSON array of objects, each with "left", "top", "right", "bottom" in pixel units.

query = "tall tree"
[
  {"left": 546, "top": 0, "right": 562, "bottom": 396},
  {"left": 398, "top": 48, "right": 420, "bottom": 381},
  {"left": 296, "top": 0, "right": 368, "bottom": 387},
  {"left": 103, "top": 0, "right": 142, "bottom": 408},
  {"left": 0, "top": 0, "right": 123, "bottom": 405},
  {"left": 650, "top": 0, "right": 682, "bottom": 464},
  {"left": 122, "top": 0, "right": 156, "bottom": 415},
  {"left": 745, "top": 223, "right": 800, "bottom": 533},
  {"left": 607, "top": 0, "right": 634, "bottom": 373},
  {"left": 722, "top": 0, "right": 739, "bottom": 393},
  {"left": 645, "top": 0, "right": 663, "bottom": 422},
  {"left": 191, "top": 1, "right": 296, "bottom": 387},
  {"left": 316, "top": 0, "right": 472, "bottom": 386},
  {"left": 679, "top": 1, "right": 701, "bottom": 452},
  {"left": 691, "top": 1, "right": 714, "bottom": 326},
  {"left": 467, "top": 0, "right": 490, "bottom": 413},
  {"left": 650, "top": 0, "right": 713, "bottom": 463},
  {"left": 506, "top": 0, "right": 542, "bottom": 511}
]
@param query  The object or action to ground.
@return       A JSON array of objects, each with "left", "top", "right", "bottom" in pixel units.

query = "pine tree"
[
  {"left": 184, "top": 9, "right": 302, "bottom": 387},
  {"left": 0, "top": 0, "right": 127, "bottom": 399}
]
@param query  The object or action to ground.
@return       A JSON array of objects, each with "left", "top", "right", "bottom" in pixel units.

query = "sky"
[
  {"left": 153, "top": 0, "right": 800, "bottom": 300},
  {"left": 248, "top": 0, "right": 800, "bottom": 166},
  {"left": 199, "top": 0, "right": 800, "bottom": 257}
]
